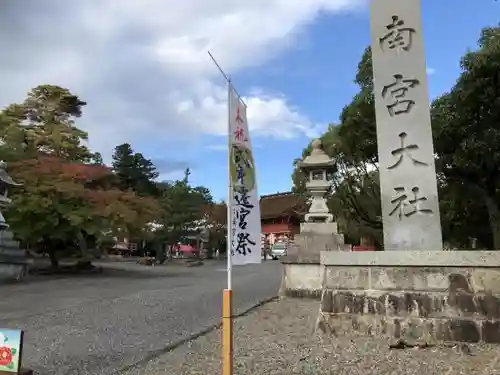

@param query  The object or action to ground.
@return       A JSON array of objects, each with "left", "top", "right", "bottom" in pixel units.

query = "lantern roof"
[{"left": 296, "top": 139, "right": 335, "bottom": 169}]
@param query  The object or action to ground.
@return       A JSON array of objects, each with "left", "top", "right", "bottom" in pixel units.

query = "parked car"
[{"left": 270, "top": 242, "right": 287, "bottom": 260}]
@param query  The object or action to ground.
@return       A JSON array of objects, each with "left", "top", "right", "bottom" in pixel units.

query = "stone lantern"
[
  {"left": 291, "top": 139, "right": 348, "bottom": 254},
  {"left": 0, "top": 161, "right": 22, "bottom": 229},
  {"left": 297, "top": 139, "right": 336, "bottom": 223}
]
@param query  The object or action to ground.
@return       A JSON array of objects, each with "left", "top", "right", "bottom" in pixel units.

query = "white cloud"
[
  {"left": 0, "top": 0, "right": 366, "bottom": 160},
  {"left": 176, "top": 85, "right": 326, "bottom": 140},
  {"left": 426, "top": 67, "right": 436, "bottom": 75}
]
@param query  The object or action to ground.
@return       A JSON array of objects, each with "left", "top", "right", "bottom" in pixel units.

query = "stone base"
[
  {"left": 294, "top": 232, "right": 346, "bottom": 254},
  {"left": 0, "top": 260, "right": 29, "bottom": 282},
  {"left": 0, "top": 230, "right": 30, "bottom": 283},
  {"left": 280, "top": 254, "right": 322, "bottom": 299},
  {"left": 318, "top": 291, "right": 498, "bottom": 343},
  {"left": 304, "top": 212, "right": 333, "bottom": 223},
  {"left": 297, "top": 222, "right": 348, "bottom": 252},
  {"left": 300, "top": 222, "right": 338, "bottom": 234},
  {"left": 318, "top": 250, "right": 500, "bottom": 344}
]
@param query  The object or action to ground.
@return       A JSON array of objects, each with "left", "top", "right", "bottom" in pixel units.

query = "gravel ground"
[
  {"left": 123, "top": 298, "right": 500, "bottom": 375},
  {"left": 0, "top": 261, "right": 281, "bottom": 375}
]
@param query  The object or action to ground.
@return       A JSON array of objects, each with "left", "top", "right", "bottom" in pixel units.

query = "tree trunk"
[
  {"left": 156, "top": 241, "right": 166, "bottom": 264},
  {"left": 167, "top": 244, "right": 173, "bottom": 261},
  {"left": 206, "top": 247, "right": 214, "bottom": 259},
  {"left": 77, "top": 231, "right": 92, "bottom": 268},
  {"left": 484, "top": 195, "right": 500, "bottom": 249},
  {"left": 48, "top": 248, "right": 59, "bottom": 269},
  {"left": 139, "top": 240, "right": 146, "bottom": 257}
]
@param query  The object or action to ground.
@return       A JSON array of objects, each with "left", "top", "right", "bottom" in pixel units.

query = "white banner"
[{"left": 228, "top": 84, "right": 262, "bottom": 265}]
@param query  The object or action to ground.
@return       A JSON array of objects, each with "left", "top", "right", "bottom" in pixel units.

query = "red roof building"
[
  {"left": 204, "top": 192, "right": 307, "bottom": 246},
  {"left": 259, "top": 192, "right": 306, "bottom": 245}
]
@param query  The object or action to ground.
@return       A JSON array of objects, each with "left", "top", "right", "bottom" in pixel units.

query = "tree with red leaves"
[
  {"left": 0, "top": 84, "right": 162, "bottom": 267},
  {"left": 5, "top": 156, "right": 160, "bottom": 267},
  {"left": 0, "top": 84, "right": 218, "bottom": 266}
]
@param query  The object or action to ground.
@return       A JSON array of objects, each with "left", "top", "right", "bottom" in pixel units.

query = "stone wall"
[
  {"left": 279, "top": 221, "right": 350, "bottom": 298},
  {"left": 318, "top": 251, "right": 500, "bottom": 344},
  {"left": 280, "top": 254, "right": 322, "bottom": 299}
]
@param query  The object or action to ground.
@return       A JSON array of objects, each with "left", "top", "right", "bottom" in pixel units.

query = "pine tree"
[{"left": 111, "top": 143, "right": 159, "bottom": 196}]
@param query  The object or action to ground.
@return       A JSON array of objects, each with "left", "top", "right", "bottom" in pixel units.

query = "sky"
[{"left": 0, "top": 0, "right": 498, "bottom": 201}]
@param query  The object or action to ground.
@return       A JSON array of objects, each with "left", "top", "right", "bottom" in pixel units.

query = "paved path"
[{"left": 0, "top": 260, "right": 282, "bottom": 375}]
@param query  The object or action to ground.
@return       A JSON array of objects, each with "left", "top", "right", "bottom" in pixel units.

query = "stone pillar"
[
  {"left": 315, "top": 1, "right": 500, "bottom": 346},
  {"left": 370, "top": 0, "right": 443, "bottom": 250}
]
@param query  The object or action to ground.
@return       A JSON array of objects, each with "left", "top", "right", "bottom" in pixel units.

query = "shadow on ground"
[{"left": 0, "top": 265, "right": 187, "bottom": 287}]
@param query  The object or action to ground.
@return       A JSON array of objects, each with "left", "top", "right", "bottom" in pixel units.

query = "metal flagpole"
[
  {"left": 225, "top": 77, "right": 233, "bottom": 293},
  {"left": 222, "top": 77, "right": 234, "bottom": 375},
  {"left": 207, "top": 50, "right": 235, "bottom": 375}
]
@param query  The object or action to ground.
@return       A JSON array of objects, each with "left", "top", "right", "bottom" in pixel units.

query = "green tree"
[
  {"left": 0, "top": 85, "right": 161, "bottom": 266},
  {"left": 431, "top": 25, "right": 500, "bottom": 248},
  {"left": 293, "top": 31, "right": 499, "bottom": 249},
  {"left": 155, "top": 176, "right": 213, "bottom": 259},
  {"left": 292, "top": 48, "right": 382, "bottom": 245},
  {"left": 204, "top": 202, "right": 227, "bottom": 258},
  {"left": 0, "top": 85, "right": 100, "bottom": 163},
  {"left": 292, "top": 125, "right": 382, "bottom": 246},
  {"left": 92, "top": 152, "right": 104, "bottom": 165},
  {"left": 112, "top": 143, "right": 159, "bottom": 196},
  {"left": 336, "top": 47, "right": 378, "bottom": 165},
  {"left": 439, "top": 183, "right": 492, "bottom": 249}
]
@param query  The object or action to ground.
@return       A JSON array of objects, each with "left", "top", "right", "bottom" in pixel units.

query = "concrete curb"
[{"left": 112, "top": 295, "right": 279, "bottom": 374}]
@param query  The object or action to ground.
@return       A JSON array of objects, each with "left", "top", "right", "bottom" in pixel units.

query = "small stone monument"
[
  {"left": 292, "top": 139, "right": 347, "bottom": 257},
  {"left": 0, "top": 161, "right": 27, "bottom": 282}
]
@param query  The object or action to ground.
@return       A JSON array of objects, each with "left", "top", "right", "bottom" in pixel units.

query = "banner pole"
[
  {"left": 208, "top": 50, "right": 255, "bottom": 375},
  {"left": 222, "top": 78, "right": 234, "bottom": 375}
]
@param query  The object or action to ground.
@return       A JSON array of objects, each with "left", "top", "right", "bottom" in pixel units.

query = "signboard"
[{"left": 0, "top": 329, "right": 23, "bottom": 373}]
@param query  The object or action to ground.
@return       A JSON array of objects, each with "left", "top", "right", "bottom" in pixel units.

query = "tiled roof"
[
  {"left": 259, "top": 192, "right": 306, "bottom": 220},
  {"left": 204, "top": 202, "right": 227, "bottom": 225},
  {"left": 204, "top": 192, "right": 306, "bottom": 224}
]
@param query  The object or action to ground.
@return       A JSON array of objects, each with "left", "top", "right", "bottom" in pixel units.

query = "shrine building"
[{"left": 259, "top": 192, "right": 306, "bottom": 246}]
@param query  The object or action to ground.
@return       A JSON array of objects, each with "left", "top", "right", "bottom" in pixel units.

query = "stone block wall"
[
  {"left": 280, "top": 255, "right": 322, "bottom": 299},
  {"left": 318, "top": 251, "right": 500, "bottom": 344}
]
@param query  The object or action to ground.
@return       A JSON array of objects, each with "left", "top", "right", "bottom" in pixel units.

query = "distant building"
[
  {"left": 259, "top": 192, "right": 306, "bottom": 246},
  {"left": 204, "top": 192, "right": 306, "bottom": 246}
]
